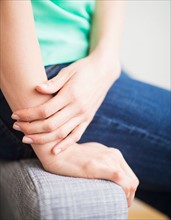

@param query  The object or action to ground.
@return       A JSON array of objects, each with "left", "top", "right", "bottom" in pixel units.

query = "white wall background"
[{"left": 120, "top": 0, "right": 170, "bottom": 90}]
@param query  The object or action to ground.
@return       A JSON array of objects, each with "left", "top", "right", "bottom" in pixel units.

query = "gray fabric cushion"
[{"left": 0, "top": 159, "right": 128, "bottom": 220}]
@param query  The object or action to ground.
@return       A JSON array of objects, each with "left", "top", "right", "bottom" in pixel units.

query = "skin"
[
  {"left": 1, "top": 1, "right": 139, "bottom": 207},
  {"left": 13, "top": 55, "right": 121, "bottom": 152},
  {"left": 13, "top": 0, "right": 124, "bottom": 154}
]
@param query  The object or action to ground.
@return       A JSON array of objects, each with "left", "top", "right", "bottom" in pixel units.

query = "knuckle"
[
  {"left": 82, "top": 159, "right": 96, "bottom": 178},
  {"left": 57, "top": 129, "right": 67, "bottom": 139},
  {"left": 136, "top": 178, "right": 140, "bottom": 187},
  {"left": 77, "top": 100, "right": 88, "bottom": 114},
  {"left": 132, "top": 175, "right": 139, "bottom": 188},
  {"left": 130, "top": 184, "right": 136, "bottom": 193},
  {"left": 39, "top": 106, "right": 49, "bottom": 119},
  {"left": 84, "top": 159, "right": 97, "bottom": 171},
  {"left": 70, "top": 89, "right": 78, "bottom": 101},
  {"left": 111, "top": 148, "right": 122, "bottom": 158},
  {"left": 123, "top": 185, "right": 130, "bottom": 195},
  {"left": 114, "top": 148, "right": 122, "bottom": 156},
  {"left": 78, "top": 104, "right": 87, "bottom": 114},
  {"left": 133, "top": 178, "right": 139, "bottom": 190},
  {"left": 111, "top": 168, "right": 122, "bottom": 180},
  {"left": 45, "top": 122, "right": 56, "bottom": 132}
]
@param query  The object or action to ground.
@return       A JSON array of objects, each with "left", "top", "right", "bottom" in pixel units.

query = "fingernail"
[
  {"left": 13, "top": 123, "right": 21, "bottom": 131},
  {"left": 53, "top": 148, "right": 62, "bottom": 155},
  {"left": 22, "top": 136, "right": 33, "bottom": 144},
  {"left": 39, "top": 83, "right": 49, "bottom": 89},
  {"left": 11, "top": 114, "right": 20, "bottom": 120}
]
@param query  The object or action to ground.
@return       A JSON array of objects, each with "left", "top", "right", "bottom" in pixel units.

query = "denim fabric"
[{"left": 0, "top": 63, "right": 171, "bottom": 217}]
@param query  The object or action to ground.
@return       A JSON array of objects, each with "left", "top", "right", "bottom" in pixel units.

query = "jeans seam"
[{"left": 96, "top": 114, "right": 171, "bottom": 146}]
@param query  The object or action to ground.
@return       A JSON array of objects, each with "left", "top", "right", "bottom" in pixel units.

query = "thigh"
[{"left": 79, "top": 71, "right": 171, "bottom": 190}]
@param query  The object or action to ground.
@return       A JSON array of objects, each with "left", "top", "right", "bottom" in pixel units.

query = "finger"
[
  {"left": 36, "top": 67, "right": 74, "bottom": 94},
  {"left": 85, "top": 159, "right": 133, "bottom": 207},
  {"left": 114, "top": 176, "right": 133, "bottom": 207},
  {"left": 52, "top": 122, "right": 88, "bottom": 155},
  {"left": 115, "top": 167, "right": 136, "bottom": 207},
  {"left": 102, "top": 161, "right": 133, "bottom": 207},
  {"left": 12, "top": 92, "right": 69, "bottom": 122},
  {"left": 124, "top": 179, "right": 135, "bottom": 208},
  {"left": 22, "top": 117, "right": 82, "bottom": 144},
  {"left": 120, "top": 154, "right": 139, "bottom": 187},
  {"left": 110, "top": 152, "right": 137, "bottom": 207},
  {"left": 128, "top": 191, "right": 135, "bottom": 208},
  {"left": 110, "top": 149, "right": 139, "bottom": 188},
  {"left": 14, "top": 104, "right": 78, "bottom": 135},
  {"left": 120, "top": 162, "right": 138, "bottom": 207}
]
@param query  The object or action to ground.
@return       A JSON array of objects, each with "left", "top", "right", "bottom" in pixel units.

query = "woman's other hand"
[
  {"left": 42, "top": 142, "right": 139, "bottom": 208},
  {"left": 12, "top": 53, "right": 121, "bottom": 154}
]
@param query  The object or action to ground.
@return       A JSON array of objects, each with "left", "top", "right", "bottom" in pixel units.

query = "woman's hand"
[
  {"left": 42, "top": 142, "right": 139, "bottom": 207},
  {"left": 12, "top": 53, "right": 121, "bottom": 154}
]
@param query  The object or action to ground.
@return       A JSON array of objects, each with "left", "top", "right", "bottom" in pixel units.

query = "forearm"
[
  {"left": 0, "top": 1, "right": 55, "bottom": 163},
  {"left": 0, "top": 1, "right": 51, "bottom": 111},
  {"left": 89, "top": 0, "right": 125, "bottom": 59}
]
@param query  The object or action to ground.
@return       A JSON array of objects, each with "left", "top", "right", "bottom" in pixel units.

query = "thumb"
[{"left": 36, "top": 68, "right": 73, "bottom": 94}]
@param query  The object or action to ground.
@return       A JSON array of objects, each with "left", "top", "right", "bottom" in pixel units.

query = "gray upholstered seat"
[{"left": 0, "top": 159, "right": 127, "bottom": 220}]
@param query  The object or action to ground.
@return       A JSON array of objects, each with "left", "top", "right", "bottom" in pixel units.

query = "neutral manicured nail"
[
  {"left": 39, "top": 83, "right": 49, "bottom": 89},
  {"left": 13, "top": 123, "right": 21, "bottom": 131},
  {"left": 11, "top": 114, "right": 20, "bottom": 120},
  {"left": 22, "top": 136, "right": 33, "bottom": 144},
  {"left": 53, "top": 148, "right": 62, "bottom": 155}
]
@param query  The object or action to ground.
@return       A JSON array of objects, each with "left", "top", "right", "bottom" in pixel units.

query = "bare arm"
[
  {"left": 0, "top": 1, "right": 57, "bottom": 164},
  {"left": 0, "top": 2, "right": 139, "bottom": 205},
  {"left": 90, "top": 0, "right": 125, "bottom": 60},
  {"left": 10, "top": 0, "right": 125, "bottom": 152},
  {"left": 0, "top": 0, "right": 51, "bottom": 111}
]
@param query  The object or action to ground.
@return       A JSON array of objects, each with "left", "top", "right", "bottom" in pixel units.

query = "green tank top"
[{"left": 31, "top": 0, "right": 95, "bottom": 66}]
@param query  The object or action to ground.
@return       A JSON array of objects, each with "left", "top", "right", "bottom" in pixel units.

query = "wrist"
[
  {"left": 31, "top": 142, "right": 78, "bottom": 170},
  {"left": 36, "top": 143, "right": 79, "bottom": 173},
  {"left": 31, "top": 142, "right": 57, "bottom": 165},
  {"left": 88, "top": 47, "right": 121, "bottom": 85}
]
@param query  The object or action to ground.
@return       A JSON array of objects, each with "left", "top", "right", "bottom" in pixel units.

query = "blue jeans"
[{"left": 0, "top": 63, "right": 171, "bottom": 217}]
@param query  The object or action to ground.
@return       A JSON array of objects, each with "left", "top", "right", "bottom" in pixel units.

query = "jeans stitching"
[{"left": 95, "top": 114, "right": 171, "bottom": 146}]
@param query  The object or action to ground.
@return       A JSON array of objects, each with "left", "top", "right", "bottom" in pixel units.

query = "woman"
[{"left": 0, "top": 1, "right": 170, "bottom": 216}]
